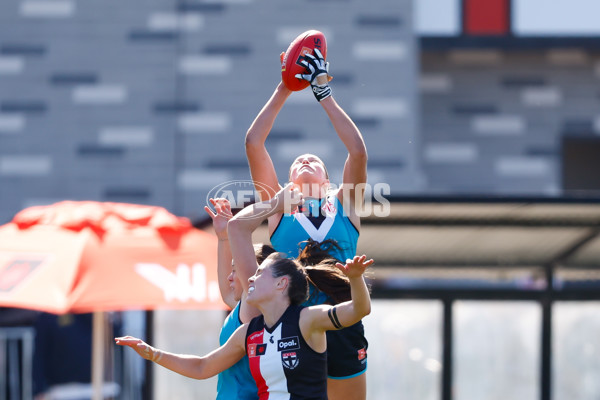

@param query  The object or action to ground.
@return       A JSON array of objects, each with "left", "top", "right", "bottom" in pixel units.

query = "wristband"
[
  {"left": 312, "top": 83, "right": 331, "bottom": 102},
  {"left": 152, "top": 348, "right": 164, "bottom": 363}
]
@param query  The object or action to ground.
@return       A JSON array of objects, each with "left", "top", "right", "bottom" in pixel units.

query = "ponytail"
[
  {"left": 304, "top": 264, "right": 351, "bottom": 304},
  {"left": 296, "top": 239, "right": 352, "bottom": 305}
]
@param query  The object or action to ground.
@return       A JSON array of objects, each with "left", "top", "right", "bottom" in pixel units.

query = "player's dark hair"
[
  {"left": 267, "top": 253, "right": 309, "bottom": 306},
  {"left": 297, "top": 238, "right": 343, "bottom": 265},
  {"left": 254, "top": 243, "right": 276, "bottom": 264},
  {"left": 296, "top": 239, "right": 352, "bottom": 304}
]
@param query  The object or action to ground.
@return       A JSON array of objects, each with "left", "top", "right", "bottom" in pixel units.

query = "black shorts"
[{"left": 326, "top": 320, "right": 368, "bottom": 379}]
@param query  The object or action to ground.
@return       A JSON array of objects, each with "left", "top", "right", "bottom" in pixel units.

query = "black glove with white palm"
[{"left": 295, "top": 48, "right": 332, "bottom": 102}]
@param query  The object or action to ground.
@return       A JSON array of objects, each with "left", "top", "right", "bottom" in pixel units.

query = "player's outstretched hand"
[
  {"left": 115, "top": 336, "right": 163, "bottom": 362},
  {"left": 204, "top": 198, "right": 233, "bottom": 241},
  {"left": 335, "top": 255, "right": 374, "bottom": 279}
]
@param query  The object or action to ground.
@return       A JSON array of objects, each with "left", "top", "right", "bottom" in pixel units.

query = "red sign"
[{"left": 464, "top": 0, "right": 509, "bottom": 35}]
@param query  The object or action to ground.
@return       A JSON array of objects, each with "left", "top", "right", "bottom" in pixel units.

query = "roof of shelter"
[
  {"left": 199, "top": 197, "right": 600, "bottom": 293},
  {"left": 357, "top": 201, "right": 600, "bottom": 268}
]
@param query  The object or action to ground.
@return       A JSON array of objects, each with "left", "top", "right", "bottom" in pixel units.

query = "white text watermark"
[{"left": 206, "top": 180, "right": 391, "bottom": 218}]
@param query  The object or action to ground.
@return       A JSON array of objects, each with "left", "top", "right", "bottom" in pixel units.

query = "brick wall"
[
  {"left": 0, "top": 0, "right": 416, "bottom": 223},
  {"left": 420, "top": 49, "right": 600, "bottom": 196}
]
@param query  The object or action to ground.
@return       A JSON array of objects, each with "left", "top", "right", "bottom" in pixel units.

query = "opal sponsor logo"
[{"left": 278, "top": 336, "right": 299, "bottom": 351}]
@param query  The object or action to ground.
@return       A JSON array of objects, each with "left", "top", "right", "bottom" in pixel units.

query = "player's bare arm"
[
  {"left": 115, "top": 324, "right": 248, "bottom": 380},
  {"left": 299, "top": 255, "right": 373, "bottom": 351},
  {"left": 245, "top": 82, "right": 292, "bottom": 201},
  {"left": 295, "top": 49, "right": 368, "bottom": 224},
  {"left": 204, "top": 198, "right": 236, "bottom": 308}
]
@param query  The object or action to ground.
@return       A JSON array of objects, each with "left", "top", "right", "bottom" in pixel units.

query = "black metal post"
[
  {"left": 442, "top": 298, "right": 453, "bottom": 400},
  {"left": 540, "top": 265, "right": 553, "bottom": 400},
  {"left": 142, "top": 310, "right": 154, "bottom": 400}
]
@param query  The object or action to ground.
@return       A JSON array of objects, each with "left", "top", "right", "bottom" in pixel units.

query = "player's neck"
[
  {"left": 297, "top": 183, "right": 328, "bottom": 199},
  {"left": 259, "top": 298, "right": 291, "bottom": 328}
]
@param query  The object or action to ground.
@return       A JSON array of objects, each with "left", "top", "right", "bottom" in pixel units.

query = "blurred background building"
[{"left": 1, "top": 0, "right": 600, "bottom": 399}]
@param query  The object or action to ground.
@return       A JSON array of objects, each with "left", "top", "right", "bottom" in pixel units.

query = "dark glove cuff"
[{"left": 312, "top": 84, "right": 331, "bottom": 102}]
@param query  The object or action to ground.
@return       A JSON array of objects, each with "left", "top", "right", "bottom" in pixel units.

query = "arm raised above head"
[
  {"left": 245, "top": 81, "right": 293, "bottom": 201},
  {"left": 295, "top": 50, "right": 367, "bottom": 206},
  {"left": 228, "top": 183, "right": 303, "bottom": 287},
  {"left": 320, "top": 96, "right": 368, "bottom": 191},
  {"left": 204, "top": 198, "right": 236, "bottom": 308},
  {"left": 302, "top": 255, "right": 373, "bottom": 333}
]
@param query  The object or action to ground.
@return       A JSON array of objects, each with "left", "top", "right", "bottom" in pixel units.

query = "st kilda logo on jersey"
[{"left": 281, "top": 351, "right": 299, "bottom": 370}]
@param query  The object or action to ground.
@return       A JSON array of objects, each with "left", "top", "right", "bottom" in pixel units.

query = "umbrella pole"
[
  {"left": 143, "top": 310, "right": 154, "bottom": 400},
  {"left": 92, "top": 311, "right": 105, "bottom": 400}
]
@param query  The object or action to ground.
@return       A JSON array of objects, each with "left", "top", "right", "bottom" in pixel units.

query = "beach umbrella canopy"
[
  {"left": 0, "top": 200, "right": 224, "bottom": 313},
  {"left": 0, "top": 200, "right": 225, "bottom": 400}
]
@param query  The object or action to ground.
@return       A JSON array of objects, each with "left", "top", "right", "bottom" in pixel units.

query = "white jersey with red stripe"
[{"left": 245, "top": 304, "right": 327, "bottom": 400}]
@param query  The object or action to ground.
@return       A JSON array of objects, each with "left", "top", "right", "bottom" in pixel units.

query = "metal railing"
[{"left": 0, "top": 327, "right": 34, "bottom": 400}]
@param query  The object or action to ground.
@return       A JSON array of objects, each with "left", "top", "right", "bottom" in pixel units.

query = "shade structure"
[
  {"left": 0, "top": 201, "right": 224, "bottom": 314},
  {"left": 0, "top": 201, "right": 226, "bottom": 399}
]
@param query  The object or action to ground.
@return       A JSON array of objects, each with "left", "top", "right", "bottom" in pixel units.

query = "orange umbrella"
[
  {"left": 0, "top": 200, "right": 223, "bottom": 313},
  {"left": 0, "top": 201, "right": 224, "bottom": 400}
]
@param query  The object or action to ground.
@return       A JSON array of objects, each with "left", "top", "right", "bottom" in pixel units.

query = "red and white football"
[{"left": 281, "top": 30, "right": 327, "bottom": 91}]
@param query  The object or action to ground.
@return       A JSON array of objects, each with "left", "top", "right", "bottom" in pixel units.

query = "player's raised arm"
[
  {"left": 321, "top": 96, "right": 368, "bottom": 190},
  {"left": 227, "top": 184, "right": 302, "bottom": 286},
  {"left": 228, "top": 184, "right": 304, "bottom": 267},
  {"left": 245, "top": 78, "right": 291, "bottom": 201},
  {"left": 204, "top": 198, "right": 236, "bottom": 308},
  {"left": 230, "top": 182, "right": 303, "bottom": 224},
  {"left": 302, "top": 255, "right": 373, "bottom": 332},
  {"left": 296, "top": 49, "right": 368, "bottom": 210}
]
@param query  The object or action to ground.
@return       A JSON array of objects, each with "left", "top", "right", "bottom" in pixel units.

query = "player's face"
[
  {"left": 228, "top": 263, "right": 243, "bottom": 301},
  {"left": 289, "top": 154, "right": 329, "bottom": 186},
  {"left": 246, "top": 260, "right": 278, "bottom": 306}
]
